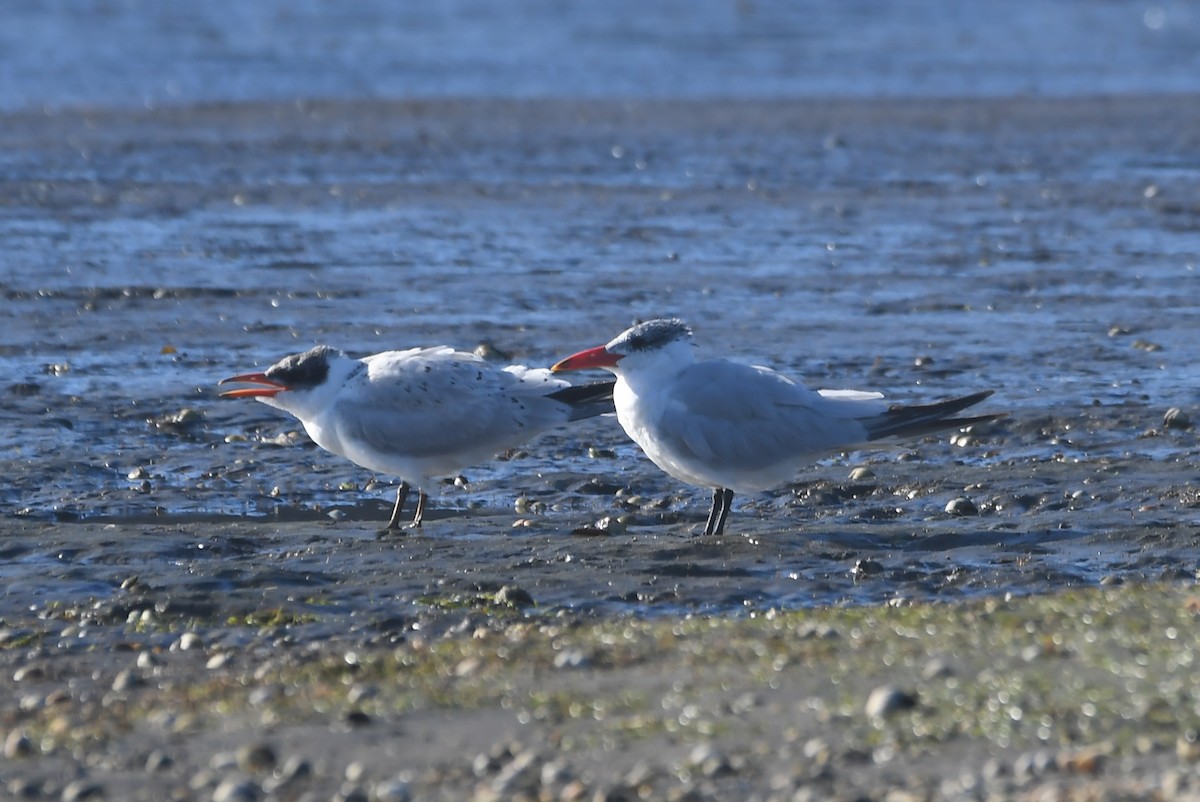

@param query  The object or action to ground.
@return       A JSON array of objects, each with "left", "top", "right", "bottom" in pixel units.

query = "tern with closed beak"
[{"left": 552, "top": 319, "right": 998, "bottom": 536}]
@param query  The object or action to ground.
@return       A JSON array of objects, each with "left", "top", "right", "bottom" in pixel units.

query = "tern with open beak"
[{"left": 220, "top": 344, "right": 613, "bottom": 530}]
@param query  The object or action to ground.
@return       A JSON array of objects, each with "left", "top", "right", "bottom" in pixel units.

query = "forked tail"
[
  {"left": 547, "top": 380, "right": 617, "bottom": 421},
  {"left": 863, "top": 389, "right": 1000, "bottom": 441}
]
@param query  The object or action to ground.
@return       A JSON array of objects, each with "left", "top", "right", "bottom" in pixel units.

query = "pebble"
[
  {"left": 145, "top": 749, "right": 174, "bottom": 772},
  {"left": 1013, "top": 749, "right": 1058, "bottom": 782},
  {"left": 264, "top": 755, "right": 311, "bottom": 794},
  {"left": 211, "top": 775, "right": 261, "bottom": 802},
  {"left": 848, "top": 466, "right": 875, "bottom": 481},
  {"left": 7, "top": 778, "right": 42, "bottom": 798},
  {"left": 552, "top": 649, "right": 590, "bottom": 669},
  {"left": 490, "top": 749, "right": 540, "bottom": 795},
  {"left": 850, "top": 559, "right": 884, "bottom": 579},
  {"left": 0, "top": 627, "right": 33, "bottom": 646},
  {"left": 136, "top": 651, "right": 163, "bottom": 669},
  {"left": 371, "top": 777, "right": 412, "bottom": 802},
  {"left": 61, "top": 780, "right": 105, "bottom": 801},
  {"left": 494, "top": 585, "right": 534, "bottom": 609},
  {"left": 540, "top": 759, "right": 572, "bottom": 787},
  {"left": 206, "top": 652, "right": 232, "bottom": 670},
  {"left": 344, "top": 710, "right": 372, "bottom": 728},
  {"left": 865, "top": 685, "right": 917, "bottom": 719},
  {"left": 111, "top": 668, "right": 141, "bottom": 691},
  {"left": 333, "top": 785, "right": 368, "bottom": 802},
  {"left": 4, "top": 728, "right": 33, "bottom": 758},
  {"left": 236, "top": 742, "right": 277, "bottom": 772},
  {"left": 944, "top": 496, "right": 978, "bottom": 516},
  {"left": 686, "top": 743, "right": 732, "bottom": 778},
  {"left": 1164, "top": 407, "right": 1192, "bottom": 430},
  {"left": 174, "top": 632, "right": 204, "bottom": 651}
]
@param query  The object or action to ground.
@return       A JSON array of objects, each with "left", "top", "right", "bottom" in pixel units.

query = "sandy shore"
[{"left": 3, "top": 561, "right": 1200, "bottom": 800}]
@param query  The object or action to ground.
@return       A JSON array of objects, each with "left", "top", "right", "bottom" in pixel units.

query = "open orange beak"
[
  {"left": 550, "top": 346, "right": 623, "bottom": 373},
  {"left": 218, "top": 372, "right": 288, "bottom": 399}
]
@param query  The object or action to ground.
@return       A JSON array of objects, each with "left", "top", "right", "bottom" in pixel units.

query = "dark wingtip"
[{"left": 868, "top": 390, "right": 1000, "bottom": 441}]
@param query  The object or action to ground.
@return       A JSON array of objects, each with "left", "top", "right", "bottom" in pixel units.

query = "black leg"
[
  {"left": 412, "top": 490, "right": 428, "bottom": 527},
  {"left": 385, "top": 482, "right": 410, "bottom": 531},
  {"left": 704, "top": 487, "right": 732, "bottom": 536},
  {"left": 705, "top": 489, "right": 734, "bottom": 537}
]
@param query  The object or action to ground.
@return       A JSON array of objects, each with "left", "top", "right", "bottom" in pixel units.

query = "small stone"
[
  {"left": 136, "top": 651, "right": 162, "bottom": 670},
  {"left": 146, "top": 749, "right": 174, "bottom": 772},
  {"left": 552, "top": 649, "right": 590, "bottom": 670},
  {"left": 334, "top": 785, "right": 369, "bottom": 802},
  {"left": 850, "top": 559, "right": 884, "bottom": 579},
  {"left": 944, "top": 497, "right": 978, "bottom": 516},
  {"left": 206, "top": 653, "right": 232, "bottom": 670},
  {"left": 174, "top": 632, "right": 204, "bottom": 651},
  {"left": 540, "top": 759, "right": 572, "bottom": 787},
  {"left": 264, "top": 755, "right": 311, "bottom": 794},
  {"left": 14, "top": 664, "right": 46, "bottom": 682},
  {"left": 848, "top": 467, "right": 875, "bottom": 481},
  {"left": 344, "top": 710, "right": 372, "bottom": 728},
  {"left": 236, "top": 742, "right": 277, "bottom": 772},
  {"left": 494, "top": 585, "right": 534, "bottom": 609},
  {"left": 491, "top": 750, "right": 540, "bottom": 794},
  {"left": 212, "top": 775, "right": 261, "bottom": 802},
  {"left": 474, "top": 340, "right": 511, "bottom": 361},
  {"left": 111, "top": 669, "right": 142, "bottom": 692},
  {"left": 865, "top": 685, "right": 917, "bottom": 719},
  {"left": 1013, "top": 749, "right": 1058, "bottom": 781},
  {"left": 62, "top": 781, "right": 105, "bottom": 801},
  {"left": 4, "top": 728, "right": 33, "bottom": 758},
  {"left": 1164, "top": 407, "right": 1192, "bottom": 430},
  {"left": 7, "top": 777, "right": 42, "bottom": 798},
  {"left": 371, "top": 777, "right": 412, "bottom": 802}
]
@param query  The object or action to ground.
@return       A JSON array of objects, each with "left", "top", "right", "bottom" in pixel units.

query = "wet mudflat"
[{"left": 2, "top": 95, "right": 1199, "bottom": 798}]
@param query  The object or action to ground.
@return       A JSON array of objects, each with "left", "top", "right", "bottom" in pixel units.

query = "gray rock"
[
  {"left": 263, "top": 755, "right": 312, "bottom": 794},
  {"left": 211, "top": 775, "right": 261, "bottom": 802},
  {"left": 235, "top": 742, "right": 276, "bottom": 772},
  {"left": 1164, "top": 407, "right": 1192, "bottom": 430},
  {"left": 371, "top": 777, "right": 412, "bottom": 802},
  {"left": 7, "top": 778, "right": 42, "bottom": 798},
  {"left": 62, "top": 780, "right": 105, "bottom": 801},
  {"left": 865, "top": 685, "right": 917, "bottom": 719},
  {"left": 4, "top": 728, "right": 33, "bottom": 758},
  {"left": 145, "top": 749, "right": 174, "bottom": 772},
  {"left": 944, "top": 496, "right": 978, "bottom": 516},
  {"left": 494, "top": 585, "right": 534, "bottom": 609},
  {"left": 111, "top": 669, "right": 141, "bottom": 692},
  {"left": 333, "top": 785, "right": 368, "bottom": 802}
]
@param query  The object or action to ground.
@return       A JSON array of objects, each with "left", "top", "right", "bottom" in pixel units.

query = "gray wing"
[
  {"left": 654, "top": 361, "right": 883, "bottom": 470},
  {"left": 333, "top": 348, "right": 570, "bottom": 459}
]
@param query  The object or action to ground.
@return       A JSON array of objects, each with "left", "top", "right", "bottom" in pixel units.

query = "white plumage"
[
  {"left": 220, "top": 344, "right": 612, "bottom": 529},
  {"left": 552, "top": 318, "right": 997, "bottom": 536}
]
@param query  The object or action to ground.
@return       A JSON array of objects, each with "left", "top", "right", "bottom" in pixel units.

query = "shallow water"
[
  {"left": 3, "top": 96, "right": 1198, "bottom": 619},
  {"left": 3, "top": 0, "right": 1200, "bottom": 618},
  {"left": 4, "top": 0, "right": 1199, "bottom": 109}
]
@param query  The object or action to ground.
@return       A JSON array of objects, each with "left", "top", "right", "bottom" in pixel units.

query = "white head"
[
  {"left": 551, "top": 318, "right": 697, "bottom": 379},
  {"left": 219, "top": 345, "right": 361, "bottom": 421}
]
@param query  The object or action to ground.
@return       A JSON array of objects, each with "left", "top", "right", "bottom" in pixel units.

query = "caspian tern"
[
  {"left": 551, "top": 318, "right": 998, "bottom": 536},
  {"left": 220, "top": 345, "right": 614, "bottom": 530}
]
